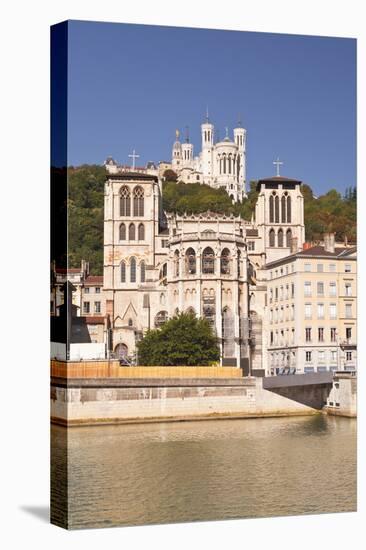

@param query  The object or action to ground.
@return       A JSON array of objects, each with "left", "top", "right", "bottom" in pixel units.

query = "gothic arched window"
[
  {"left": 278, "top": 228, "right": 284, "bottom": 247},
  {"left": 202, "top": 247, "right": 215, "bottom": 274},
  {"left": 155, "top": 310, "right": 168, "bottom": 328},
  {"left": 281, "top": 195, "right": 286, "bottom": 223},
  {"left": 174, "top": 250, "right": 180, "bottom": 277},
  {"left": 228, "top": 156, "right": 231, "bottom": 174},
  {"left": 269, "top": 194, "right": 274, "bottom": 223},
  {"left": 275, "top": 195, "right": 280, "bottom": 223},
  {"left": 133, "top": 186, "right": 144, "bottom": 217},
  {"left": 269, "top": 228, "right": 275, "bottom": 247},
  {"left": 236, "top": 156, "right": 240, "bottom": 181},
  {"left": 130, "top": 257, "right": 136, "bottom": 282},
  {"left": 120, "top": 186, "right": 131, "bottom": 216},
  {"left": 223, "top": 155, "right": 226, "bottom": 174},
  {"left": 138, "top": 223, "right": 145, "bottom": 240},
  {"left": 287, "top": 195, "right": 292, "bottom": 223},
  {"left": 185, "top": 248, "right": 196, "bottom": 275},
  {"left": 202, "top": 289, "right": 216, "bottom": 329},
  {"left": 129, "top": 223, "right": 135, "bottom": 240},
  {"left": 286, "top": 228, "right": 292, "bottom": 248},
  {"left": 121, "top": 260, "right": 126, "bottom": 282},
  {"left": 140, "top": 260, "right": 146, "bottom": 283},
  {"left": 119, "top": 223, "right": 126, "bottom": 241},
  {"left": 220, "top": 248, "right": 230, "bottom": 275}
]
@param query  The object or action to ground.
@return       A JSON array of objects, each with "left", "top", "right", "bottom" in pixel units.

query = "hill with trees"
[
  {"left": 67, "top": 165, "right": 356, "bottom": 274},
  {"left": 68, "top": 165, "right": 106, "bottom": 274}
]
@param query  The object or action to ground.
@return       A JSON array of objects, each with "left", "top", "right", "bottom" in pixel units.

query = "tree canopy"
[
  {"left": 136, "top": 312, "right": 220, "bottom": 366},
  {"left": 68, "top": 165, "right": 106, "bottom": 274},
  {"left": 303, "top": 186, "right": 356, "bottom": 242}
]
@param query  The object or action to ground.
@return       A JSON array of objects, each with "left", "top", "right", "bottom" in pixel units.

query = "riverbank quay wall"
[
  {"left": 50, "top": 361, "right": 329, "bottom": 426},
  {"left": 324, "top": 372, "right": 357, "bottom": 418}
]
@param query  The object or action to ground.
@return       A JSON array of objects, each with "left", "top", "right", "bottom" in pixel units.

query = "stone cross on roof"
[
  {"left": 273, "top": 157, "right": 284, "bottom": 177},
  {"left": 128, "top": 149, "right": 140, "bottom": 170}
]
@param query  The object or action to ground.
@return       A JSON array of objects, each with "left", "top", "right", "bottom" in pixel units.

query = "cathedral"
[{"left": 103, "top": 156, "right": 306, "bottom": 375}]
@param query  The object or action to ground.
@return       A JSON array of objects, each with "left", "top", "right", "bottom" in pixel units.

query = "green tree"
[
  {"left": 67, "top": 164, "right": 106, "bottom": 274},
  {"left": 163, "top": 169, "right": 178, "bottom": 182},
  {"left": 137, "top": 312, "right": 220, "bottom": 366},
  {"left": 234, "top": 180, "right": 259, "bottom": 219}
]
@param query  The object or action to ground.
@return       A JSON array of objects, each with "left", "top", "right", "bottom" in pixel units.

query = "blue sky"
[{"left": 66, "top": 20, "right": 356, "bottom": 195}]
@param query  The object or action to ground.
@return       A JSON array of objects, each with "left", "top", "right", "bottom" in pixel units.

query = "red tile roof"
[
  {"left": 84, "top": 316, "right": 105, "bottom": 324},
  {"left": 84, "top": 275, "right": 103, "bottom": 284}
]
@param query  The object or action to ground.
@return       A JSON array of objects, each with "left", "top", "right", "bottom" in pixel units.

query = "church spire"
[{"left": 185, "top": 125, "right": 190, "bottom": 143}]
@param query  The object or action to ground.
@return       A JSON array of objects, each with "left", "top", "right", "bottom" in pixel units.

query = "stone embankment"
[{"left": 50, "top": 361, "right": 357, "bottom": 426}]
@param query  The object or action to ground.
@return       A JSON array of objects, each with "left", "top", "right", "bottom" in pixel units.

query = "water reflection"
[{"left": 51, "top": 415, "right": 356, "bottom": 529}]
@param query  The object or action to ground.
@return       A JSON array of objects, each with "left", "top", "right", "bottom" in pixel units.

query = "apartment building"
[
  {"left": 265, "top": 234, "right": 357, "bottom": 374},
  {"left": 50, "top": 261, "right": 105, "bottom": 345}
]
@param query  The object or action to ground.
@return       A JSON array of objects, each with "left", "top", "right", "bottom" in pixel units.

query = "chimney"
[
  {"left": 290, "top": 237, "right": 298, "bottom": 254},
  {"left": 324, "top": 232, "right": 335, "bottom": 253}
]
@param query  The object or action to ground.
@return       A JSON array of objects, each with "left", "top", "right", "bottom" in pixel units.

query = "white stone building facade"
[
  {"left": 171, "top": 117, "right": 247, "bottom": 201},
  {"left": 265, "top": 241, "right": 357, "bottom": 375}
]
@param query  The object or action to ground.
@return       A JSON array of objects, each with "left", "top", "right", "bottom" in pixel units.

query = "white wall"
[{"left": 69, "top": 343, "right": 106, "bottom": 360}]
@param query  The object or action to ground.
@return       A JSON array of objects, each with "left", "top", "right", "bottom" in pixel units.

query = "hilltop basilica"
[
  {"left": 105, "top": 114, "right": 247, "bottom": 201},
  {"left": 170, "top": 116, "right": 247, "bottom": 201}
]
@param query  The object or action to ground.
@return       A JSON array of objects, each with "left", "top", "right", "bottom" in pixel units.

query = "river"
[{"left": 51, "top": 415, "right": 356, "bottom": 529}]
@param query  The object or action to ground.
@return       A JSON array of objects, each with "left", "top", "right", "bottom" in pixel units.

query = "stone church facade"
[
  {"left": 103, "top": 168, "right": 305, "bottom": 375},
  {"left": 171, "top": 116, "right": 247, "bottom": 202}
]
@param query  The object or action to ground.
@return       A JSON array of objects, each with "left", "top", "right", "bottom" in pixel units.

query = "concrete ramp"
[{"left": 263, "top": 372, "right": 333, "bottom": 409}]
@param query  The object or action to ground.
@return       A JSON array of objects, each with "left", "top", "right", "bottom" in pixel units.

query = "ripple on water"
[{"left": 51, "top": 415, "right": 356, "bottom": 529}]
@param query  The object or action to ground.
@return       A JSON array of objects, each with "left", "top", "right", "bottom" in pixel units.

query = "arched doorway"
[{"left": 115, "top": 343, "right": 128, "bottom": 359}]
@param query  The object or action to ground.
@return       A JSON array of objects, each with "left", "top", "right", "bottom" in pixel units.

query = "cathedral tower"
[
  {"left": 171, "top": 129, "right": 182, "bottom": 173},
  {"left": 233, "top": 123, "right": 247, "bottom": 197},
  {"left": 181, "top": 128, "right": 194, "bottom": 168},
  {"left": 103, "top": 171, "right": 163, "bottom": 359},
  {"left": 255, "top": 173, "right": 305, "bottom": 263},
  {"left": 201, "top": 111, "right": 214, "bottom": 183}
]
